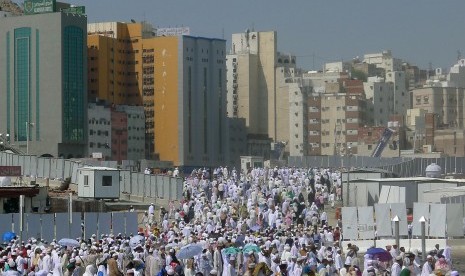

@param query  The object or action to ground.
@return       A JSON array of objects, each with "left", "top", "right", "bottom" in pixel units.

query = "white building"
[
  {"left": 364, "top": 76, "right": 394, "bottom": 126},
  {"left": 363, "top": 50, "right": 402, "bottom": 73},
  {"left": 386, "top": 71, "right": 409, "bottom": 116},
  {"left": 87, "top": 103, "right": 111, "bottom": 159},
  {"left": 289, "top": 82, "right": 309, "bottom": 156},
  {"left": 324, "top": 61, "right": 351, "bottom": 73}
]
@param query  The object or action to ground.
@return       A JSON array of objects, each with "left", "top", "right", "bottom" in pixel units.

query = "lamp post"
[
  {"left": 392, "top": 215, "right": 400, "bottom": 248},
  {"left": 346, "top": 146, "right": 352, "bottom": 205},
  {"left": 419, "top": 216, "right": 426, "bottom": 263},
  {"left": 26, "top": 122, "right": 34, "bottom": 155}
]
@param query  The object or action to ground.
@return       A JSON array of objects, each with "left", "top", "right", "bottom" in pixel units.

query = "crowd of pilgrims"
[{"left": 0, "top": 167, "right": 458, "bottom": 276}]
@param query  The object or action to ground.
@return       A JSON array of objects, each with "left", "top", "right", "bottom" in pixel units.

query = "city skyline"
[{"left": 68, "top": 0, "right": 465, "bottom": 70}]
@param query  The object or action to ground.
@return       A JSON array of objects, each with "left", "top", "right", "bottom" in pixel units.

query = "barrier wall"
[
  {"left": 342, "top": 203, "right": 460, "bottom": 240},
  {"left": 0, "top": 212, "right": 138, "bottom": 241},
  {"left": 289, "top": 155, "right": 465, "bottom": 177},
  {"left": 0, "top": 152, "right": 183, "bottom": 201},
  {"left": 341, "top": 239, "right": 447, "bottom": 254}
]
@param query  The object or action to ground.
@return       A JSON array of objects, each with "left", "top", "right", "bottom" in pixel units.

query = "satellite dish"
[{"left": 131, "top": 19, "right": 136, "bottom": 23}]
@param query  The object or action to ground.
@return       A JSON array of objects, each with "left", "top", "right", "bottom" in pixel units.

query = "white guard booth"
[{"left": 78, "top": 167, "right": 120, "bottom": 199}]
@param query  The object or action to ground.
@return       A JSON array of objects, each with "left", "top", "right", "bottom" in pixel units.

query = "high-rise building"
[
  {"left": 148, "top": 36, "right": 228, "bottom": 167},
  {"left": 226, "top": 30, "right": 299, "bottom": 159},
  {"left": 0, "top": 5, "right": 87, "bottom": 157},
  {"left": 87, "top": 22, "right": 146, "bottom": 106}
]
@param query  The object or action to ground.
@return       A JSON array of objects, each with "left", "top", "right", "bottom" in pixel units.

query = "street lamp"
[
  {"left": 392, "top": 215, "right": 400, "bottom": 248},
  {"left": 26, "top": 122, "right": 35, "bottom": 155},
  {"left": 419, "top": 216, "right": 426, "bottom": 263}
]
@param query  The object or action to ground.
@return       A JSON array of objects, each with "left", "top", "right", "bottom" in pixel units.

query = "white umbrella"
[
  {"left": 58, "top": 238, "right": 80, "bottom": 248},
  {"left": 176, "top": 244, "right": 203, "bottom": 259},
  {"left": 129, "top": 235, "right": 145, "bottom": 248}
]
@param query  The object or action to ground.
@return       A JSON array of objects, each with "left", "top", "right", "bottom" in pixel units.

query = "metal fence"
[
  {"left": 0, "top": 212, "right": 139, "bottom": 241},
  {"left": 0, "top": 152, "right": 183, "bottom": 201},
  {"left": 288, "top": 155, "right": 409, "bottom": 169},
  {"left": 288, "top": 155, "right": 465, "bottom": 177}
]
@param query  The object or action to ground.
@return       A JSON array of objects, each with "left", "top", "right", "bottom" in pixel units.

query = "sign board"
[
  {"left": 0, "top": 166, "right": 21, "bottom": 177},
  {"left": 61, "top": 6, "right": 85, "bottom": 15},
  {"left": 24, "top": 0, "right": 56, "bottom": 15},
  {"left": 92, "top": 152, "right": 103, "bottom": 159},
  {"left": 155, "top": 27, "right": 190, "bottom": 37}
]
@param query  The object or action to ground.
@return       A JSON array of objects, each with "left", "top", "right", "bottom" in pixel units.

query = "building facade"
[
  {"left": 111, "top": 108, "right": 128, "bottom": 162},
  {"left": 0, "top": 10, "right": 87, "bottom": 157},
  {"left": 87, "top": 103, "right": 111, "bottom": 159},
  {"left": 115, "top": 105, "right": 145, "bottom": 161},
  {"left": 151, "top": 36, "right": 228, "bottom": 167},
  {"left": 226, "top": 31, "right": 279, "bottom": 139}
]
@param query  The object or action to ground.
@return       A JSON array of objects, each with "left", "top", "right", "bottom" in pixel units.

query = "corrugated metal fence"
[
  {"left": 0, "top": 212, "right": 139, "bottom": 241},
  {"left": 0, "top": 152, "right": 183, "bottom": 201},
  {"left": 288, "top": 156, "right": 465, "bottom": 177}
]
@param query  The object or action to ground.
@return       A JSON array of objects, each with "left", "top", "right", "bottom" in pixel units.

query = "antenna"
[{"left": 222, "top": 27, "right": 224, "bottom": 40}]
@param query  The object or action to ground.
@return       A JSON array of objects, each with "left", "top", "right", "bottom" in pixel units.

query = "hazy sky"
[{"left": 69, "top": 0, "right": 465, "bottom": 71}]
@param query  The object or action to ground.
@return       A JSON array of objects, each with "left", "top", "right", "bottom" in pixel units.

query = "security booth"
[{"left": 77, "top": 167, "right": 120, "bottom": 199}]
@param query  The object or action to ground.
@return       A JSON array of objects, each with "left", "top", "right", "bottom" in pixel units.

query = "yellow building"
[
  {"left": 87, "top": 22, "right": 155, "bottom": 157},
  {"left": 87, "top": 22, "right": 144, "bottom": 106},
  {"left": 87, "top": 22, "right": 228, "bottom": 166},
  {"left": 150, "top": 36, "right": 228, "bottom": 167}
]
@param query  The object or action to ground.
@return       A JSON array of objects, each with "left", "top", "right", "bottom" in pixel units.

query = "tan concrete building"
[
  {"left": 307, "top": 92, "right": 368, "bottom": 156},
  {"left": 411, "top": 87, "right": 465, "bottom": 128},
  {"left": 226, "top": 30, "right": 297, "bottom": 151},
  {"left": 434, "top": 129, "right": 465, "bottom": 156}
]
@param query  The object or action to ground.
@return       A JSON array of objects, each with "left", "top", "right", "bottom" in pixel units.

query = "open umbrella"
[
  {"left": 2, "top": 232, "right": 16, "bottom": 242},
  {"left": 243, "top": 244, "right": 261, "bottom": 254},
  {"left": 177, "top": 244, "right": 203, "bottom": 259},
  {"left": 129, "top": 235, "right": 145, "bottom": 248},
  {"left": 58, "top": 238, "right": 80, "bottom": 248},
  {"left": 250, "top": 225, "right": 261, "bottom": 232},
  {"left": 366, "top": 247, "right": 391, "bottom": 262},
  {"left": 223, "top": 247, "right": 241, "bottom": 255}
]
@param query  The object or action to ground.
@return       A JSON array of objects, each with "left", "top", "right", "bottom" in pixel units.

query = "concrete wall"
[{"left": 0, "top": 152, "right": 183, "bottom": 202}]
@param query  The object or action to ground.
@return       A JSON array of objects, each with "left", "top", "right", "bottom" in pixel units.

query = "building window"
[
  {"left": 14, "top": 27, "right": 32, "bottom": 142},
  {"left": 423, "top": 96, "right": 429, "bottom": 104},
  {"left": 84, "top": 175, "right": 89, "bottom": 186},
  {"left": 63, "top": 26, "right": 85, "bottom": 142},
  {"left": 102, "top": 175, "right": 112, "bottom": 186},
  {"left": 368, "top": 145, "right": 373, "bottom": 150}
]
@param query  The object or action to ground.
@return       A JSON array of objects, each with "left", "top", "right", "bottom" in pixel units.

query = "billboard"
[
  {"left": 61, "top": 6, "right": 85, "bottom": 15},
  {"left": 0, "top": 166, "right": 21, "bottom": 177},
  {"left": 24, "top": 0, "right": 56, "bottom": 15},
  {"left": 155, "top": 27, "right": 190, "bottom": 37}
]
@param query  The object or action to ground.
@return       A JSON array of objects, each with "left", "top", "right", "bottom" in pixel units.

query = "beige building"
[
  {"left": 411, "top": 87, "right": 465, "bottom": 128},
  {"left": 307, "top": 92, "right": 368, "bottom": 156},
  {"left": 434, "top": 129, "right": 465, "bottom": 156},
  {"left": 289, "top": 82, "right": 309, "bottom": 156},
  {"left": 226, "top": 30, "right": 297, "bottom": 151},
  {"left": 363, "top": 50, "right": 402, "bottom": 73}
]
